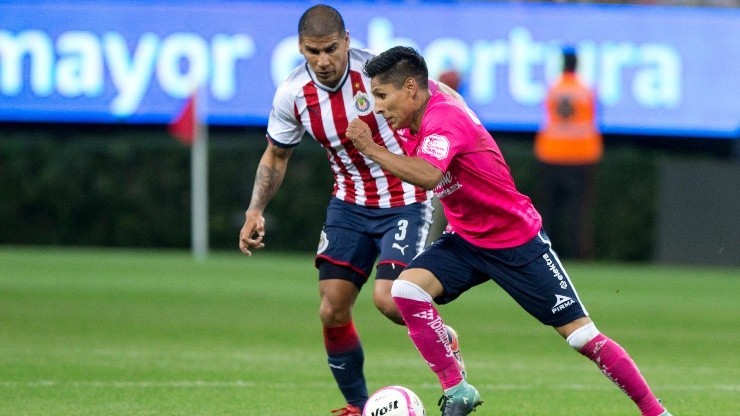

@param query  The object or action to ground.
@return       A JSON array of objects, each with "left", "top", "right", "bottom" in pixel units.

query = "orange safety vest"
[{"left": 534, "top": 73, "right": 603, "bottom": 165}]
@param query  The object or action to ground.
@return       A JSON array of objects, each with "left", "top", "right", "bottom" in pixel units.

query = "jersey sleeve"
[
  {"left": 415, "top": 103, "right": 468, "bottom": 173},
  {"left": 266, "top": 84, "right": 304, "bottom": 147}
]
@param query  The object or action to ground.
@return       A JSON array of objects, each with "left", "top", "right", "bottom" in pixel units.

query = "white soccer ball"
[{"left": 362, "top": 385, "right": 426, "bottom": 416}]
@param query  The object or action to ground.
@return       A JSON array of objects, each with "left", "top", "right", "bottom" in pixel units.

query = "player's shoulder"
[
  {"left": 271, "top": 63, "right": 313, "bottom": 109},
  {"left": 424, "top": 92, "right": 477, "bottom": 134},
  {"left": 275, "top": 63, "right": 311, "bottom": 94},
  {"left": 429, "top": 91, "right": 467, "bottom": 117},
  {"left": 348, "top": 48, "right": 378, "bottom": 70}
]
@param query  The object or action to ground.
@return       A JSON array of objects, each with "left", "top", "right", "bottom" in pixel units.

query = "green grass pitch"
[{"left": 1, "top": 248, "right": 737, "bottom": 415}]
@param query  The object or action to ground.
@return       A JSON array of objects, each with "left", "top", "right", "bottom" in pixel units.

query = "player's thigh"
[
  {"left": 319, "top": 278, "right": 360, "bottom": 309},
  {"left": 376, "top": 202, "right": 433, "bottom": 275},
  {"left": 316, "top": 199, "right": 381, "bottom": 288},
  {"left": 317, "top": 225, "right": 378, "bottom": 290},
  {"left": 488, "top": 248, "right": 588, "bottom": 327},
  {"left": 406, "top": 234, "right": 488, "bottom": 304}
]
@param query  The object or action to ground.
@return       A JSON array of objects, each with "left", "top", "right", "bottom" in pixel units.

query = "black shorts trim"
[{"left": 317, "top": 257, "right": 368, "bottom": 290}]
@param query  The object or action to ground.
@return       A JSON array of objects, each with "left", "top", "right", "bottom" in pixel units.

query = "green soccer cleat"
[{"left": 438, "top": 380, "right": 482, "bottom": 416}]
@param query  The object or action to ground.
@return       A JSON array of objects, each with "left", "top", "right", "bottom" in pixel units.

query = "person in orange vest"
[{"left": 534, "top": 47, "right": 603, "bottom": 259}]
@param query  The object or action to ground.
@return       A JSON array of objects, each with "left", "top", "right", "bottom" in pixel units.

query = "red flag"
[{"left": 168, "top": 95, "right": 196, "bottom": 146}]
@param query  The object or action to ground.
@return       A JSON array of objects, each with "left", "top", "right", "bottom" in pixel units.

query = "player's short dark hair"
[
  {"left": 298, "top": 4, "right": 345, "bottom": 39},
  {"left": 363, "top": 46, "right": 429, "bottom": 90}
]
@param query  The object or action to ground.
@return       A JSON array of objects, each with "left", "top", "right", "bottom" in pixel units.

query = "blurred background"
[{"left": 1, "top": 0, "right": 738, "bottom": 266}]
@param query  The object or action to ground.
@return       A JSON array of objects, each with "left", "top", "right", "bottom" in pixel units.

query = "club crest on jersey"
[
  {"left": 353, "top": 91, "right": 373, "bottom": 116},
  {"left": 421, "top": 134, "right": 450, "bottom": 160}
]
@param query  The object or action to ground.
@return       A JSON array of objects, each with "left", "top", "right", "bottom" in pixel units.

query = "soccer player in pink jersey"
[
  {"left": 238, "top": 6, "right": 463, "bottom": 416},
  {"left": 346, "top": 46, "right": 672, "bottom": 416}
]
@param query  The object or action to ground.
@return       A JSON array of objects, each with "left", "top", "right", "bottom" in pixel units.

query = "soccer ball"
[{"left": 362, "top": 385, "right": 426, "bottom": 416}]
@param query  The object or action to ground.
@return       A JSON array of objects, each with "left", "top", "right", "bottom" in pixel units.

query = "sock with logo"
[
  {"left": 324, "top": 321, "right": 368, "bottom": 409},
  {"left": 568, "top": 324, "right": 666, "bottom": 416},
  {"left": 392, "top": 279, "right": 463, "bottom": 390}
]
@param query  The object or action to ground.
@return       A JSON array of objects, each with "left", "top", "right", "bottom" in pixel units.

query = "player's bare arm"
[
  {"left": 346, "top": 118, "right": 442, "bottom": 190},
  {"left": 239, "top": 142, "right": 293, "bottom": 255}
]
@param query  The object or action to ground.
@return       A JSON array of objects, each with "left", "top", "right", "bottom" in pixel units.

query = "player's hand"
[
  {"left": 239, "top": 209, "right": 265, "bottom": 256},
  {"left": 346, "top": 118, "right": 373, "bottom": 153}
]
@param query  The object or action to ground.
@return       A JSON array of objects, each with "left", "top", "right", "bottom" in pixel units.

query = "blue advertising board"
[{"left": 0, "top": 1, "right": 738, "bottom": 137}]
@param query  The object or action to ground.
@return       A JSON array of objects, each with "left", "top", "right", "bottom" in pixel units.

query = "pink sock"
[
  {"left": 394, "top": 297, "right": 462, "bottom": 389},
  {"left": 579, "top": 334, "right": 665, "bottom": 416}
]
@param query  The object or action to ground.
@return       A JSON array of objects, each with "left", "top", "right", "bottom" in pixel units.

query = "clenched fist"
[{"left": 345, "top": 118, "right": 374, "bottom": 153}]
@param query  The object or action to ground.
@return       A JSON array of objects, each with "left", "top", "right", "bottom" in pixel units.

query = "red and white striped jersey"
[{"left": 266, "top": 48, "right": 430, "bottom": 208}]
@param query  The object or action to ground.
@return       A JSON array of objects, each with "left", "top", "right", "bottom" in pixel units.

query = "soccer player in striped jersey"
[
  {"left": 238, "top": 5, "right": 463, "bottom": 415},
  {"left": 346, "top": 46, "right": 672, "bottom": 416}
]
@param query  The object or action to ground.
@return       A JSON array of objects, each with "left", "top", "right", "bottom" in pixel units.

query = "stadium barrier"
[{"left": 0, "top": 126, "right": 660, "bottom": 261}]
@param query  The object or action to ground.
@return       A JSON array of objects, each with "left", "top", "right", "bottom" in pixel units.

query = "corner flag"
[
  {"left": 168, "top": 93, "right": 209, "bottom": 260},
  {"left": 168, "top": 95, "right": 196, "bottom": 146}
]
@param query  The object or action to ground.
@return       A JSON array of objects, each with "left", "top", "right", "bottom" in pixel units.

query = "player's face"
[
  {"left": 370, "top": 78, "right": 416, "bottom": 131},
  {"left": 299, "top": 32, "right": 350, "bottom": 88}
]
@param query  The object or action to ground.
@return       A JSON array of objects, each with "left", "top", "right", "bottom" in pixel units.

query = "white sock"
[
  {"left": 391, "top": 279, "right": 433, "bottom": 302},
  {"left": 566, "top": 322, "right": 599, "bottom": 350}
]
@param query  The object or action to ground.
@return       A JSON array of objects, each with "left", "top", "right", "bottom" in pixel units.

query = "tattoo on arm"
[{"left": 249, "top": 164, "right": 283, "bottom": 211}]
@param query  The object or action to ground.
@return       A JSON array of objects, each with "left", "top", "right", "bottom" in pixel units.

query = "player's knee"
[
  {"left": 566, "top": 322, "right": 600, "bottom": 350},
  {"left": 318, "top": 300, "right": 351, "bottom": 327},
  {"left": 373, "top": 293, "right": 404, "bottom": 325},
  {"left": 372, "top": 291, "right": 393, "bottom": 313}
]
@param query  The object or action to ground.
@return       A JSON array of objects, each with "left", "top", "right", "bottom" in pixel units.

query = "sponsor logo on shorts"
[
  {"left": 391, "top": 242, "right": 408, "bottom": 255},
  {"left": 543, "top": 253, "right": 568, "bottom": 289},
  {"left": 552, "top": 294, "right": 575, "bottom": 314}
]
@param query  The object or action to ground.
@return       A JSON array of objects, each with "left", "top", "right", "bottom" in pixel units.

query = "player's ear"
[{"left": 405, "top": 77, "right": 418, "bottom": 97}]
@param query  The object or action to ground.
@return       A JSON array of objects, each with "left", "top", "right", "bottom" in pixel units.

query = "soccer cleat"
[
  {"left": 445, "top": 325, "right": 467, "bottom": 379},
  {"left": 438, "top": 380, "right": 482, "bottom": 416},
  {"left": 330, "top": 404, "right": 362, "bottom": 416}
]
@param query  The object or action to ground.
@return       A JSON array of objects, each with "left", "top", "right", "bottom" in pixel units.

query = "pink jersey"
[
  {"left": 398, "top": 91, "right": 542, "bottom": 249},
  {"left": 267, "top": 48, "right": 429, "bottom": 208}
]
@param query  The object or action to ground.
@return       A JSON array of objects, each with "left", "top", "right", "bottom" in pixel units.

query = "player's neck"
[{"left": 409, "top": 92, "right": 431, "bottom": 135}]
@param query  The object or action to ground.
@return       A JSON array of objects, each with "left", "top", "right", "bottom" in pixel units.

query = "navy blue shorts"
[
  {"left": 315, "top": 198, "right": 433, "bottom": 289},
  {"left": 407, "top": 230, "right": 589, "bottom": 327}
]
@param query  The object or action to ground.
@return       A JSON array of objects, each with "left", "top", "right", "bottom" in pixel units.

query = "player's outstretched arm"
[{"left": 239, "top": 142, "right": 293, "bottom": 256}]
